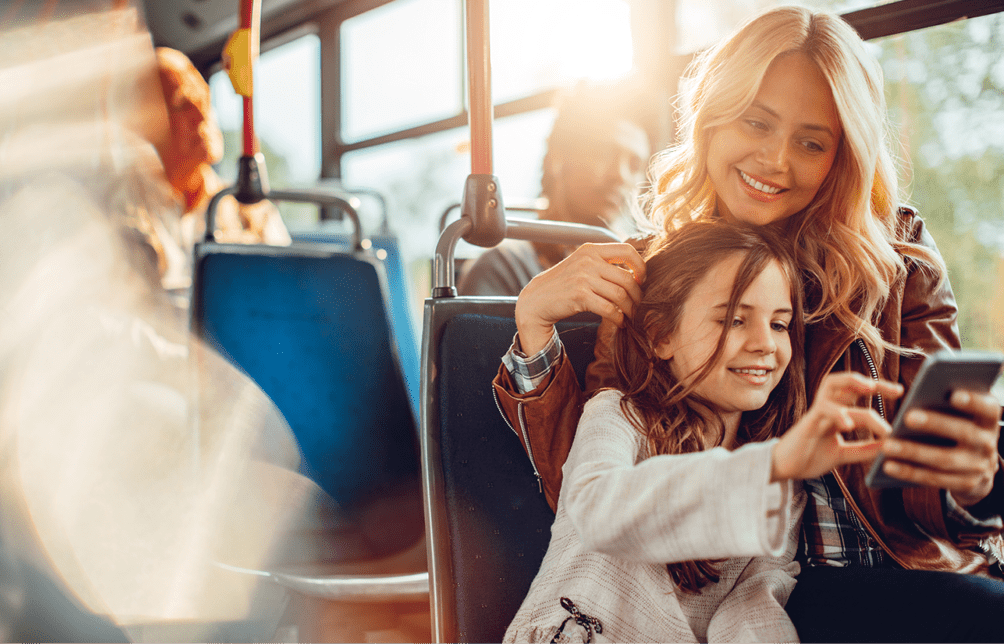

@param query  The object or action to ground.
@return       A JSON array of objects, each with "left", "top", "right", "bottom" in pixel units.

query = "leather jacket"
[{"left": 493, "top": 208, "right": 1004, "bottom": 575}]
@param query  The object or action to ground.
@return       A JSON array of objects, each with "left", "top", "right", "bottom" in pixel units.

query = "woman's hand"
[
  {"left": 880, "top": 389, "right": 1002, "bottom": 507},
  {"left": 772, "top": 372, "right": 903, "bottom": 482},
  {"left": 515, "top": 242, "right": 646, "bottom": 355}
]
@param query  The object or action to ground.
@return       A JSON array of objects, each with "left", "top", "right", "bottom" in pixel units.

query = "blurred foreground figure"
[{"left": 0, "top": 7, "right": 318, "bottom": 641}]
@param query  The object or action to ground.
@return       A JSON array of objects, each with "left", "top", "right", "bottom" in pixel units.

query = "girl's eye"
[
  {"left": 731, "top": 318, "right": 744, "bottom": 328},
  {"left": 744, "top": 119, "right": 768, "bottom": 132},
  {"left": 771, "top": 321, "right": 790, "bottom": 332}
]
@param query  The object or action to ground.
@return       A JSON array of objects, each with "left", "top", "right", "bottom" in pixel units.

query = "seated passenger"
[
  {"left": 154, "top": 47, "right": 291, "bottom": 254},
  {"left": 457, "top": 79, "right": 653, "bottom": 296},
  {"left": 505, "top": 221, "right": 901, "bottom": 643}
]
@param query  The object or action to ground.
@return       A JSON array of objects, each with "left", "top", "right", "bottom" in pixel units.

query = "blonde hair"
[{"left": 644, "top": 5, "right": 944, "bottom": 363}]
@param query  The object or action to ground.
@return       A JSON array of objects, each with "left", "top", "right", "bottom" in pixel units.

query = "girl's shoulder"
[
  {"left": 584, "top": 388, "right": 626, "bottom": 412},
  {"left": 581, "top": 389, "right": 636, "bottom": 433}
]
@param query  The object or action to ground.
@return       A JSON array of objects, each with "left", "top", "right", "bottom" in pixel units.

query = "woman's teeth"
[{"left": 740, "top": 170, "right": 781, "bottom": 195}]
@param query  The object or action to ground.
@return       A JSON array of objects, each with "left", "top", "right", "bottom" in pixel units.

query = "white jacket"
[{"left": 504, "top": 390, "right": 805, "bottom": 643}]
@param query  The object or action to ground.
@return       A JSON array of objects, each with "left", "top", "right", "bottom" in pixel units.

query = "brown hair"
[{"left": 612, "top": 220, "right": 806, "bottom": 592}]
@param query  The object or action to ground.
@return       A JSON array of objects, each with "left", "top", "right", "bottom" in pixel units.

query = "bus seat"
[
  {"left": 421, "top": 299, "right": 599, "bottom": 642},
  {"left": 191, "top": 242, "right": 424, "bottom": 564},
  {"left": 421, "top": 206, "right": 619, "bottom": 643},
  {"left": 290, "top": 230, "right": 420, "bottom": 421}
]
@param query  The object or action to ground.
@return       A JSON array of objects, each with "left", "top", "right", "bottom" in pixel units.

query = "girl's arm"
[
  {"left": 706, "top": 489, "right": 805, "bottom": 644},
  {"left": 563, "top": 391, "right": 795, "bottom": 563}
]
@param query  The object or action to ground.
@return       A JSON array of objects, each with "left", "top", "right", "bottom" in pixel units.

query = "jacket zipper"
[
  {"left": 855, "top": 338, "right": 886, "bottom": 420},
  {"left": 829, "top": 339, "right": 910, "bottom": 569},
  {"left": 493, "top": 388, "right": 542, "bottom": 492}
]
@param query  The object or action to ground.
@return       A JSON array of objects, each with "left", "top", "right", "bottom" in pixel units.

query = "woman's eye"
[
  {"left": 772, "top": 321, "right": 790, "bottom": 332},
  {"left": 801, "top": 140, "right": 824, "bottom": 153},
  {"left": 731, "top": 318, "right": 744, "bottom": 328},
  {"left": 744, "top": 119, "right": 768, "bottom": 132}
]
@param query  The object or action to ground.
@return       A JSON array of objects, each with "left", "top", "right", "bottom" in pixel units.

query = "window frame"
[{"left": 200, "top": 0, "right": 1004, "bottom": 181}]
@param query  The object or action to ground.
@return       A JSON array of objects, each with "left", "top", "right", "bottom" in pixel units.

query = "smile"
[
  {"left": 739, "top": 170, "right": 784, "bottom": 195},
  {"left": 728, "top": 366, "right": 773, "bottom": 385},
  {"left": 730, "top": 367, "right": 771, "bottom": 376}
]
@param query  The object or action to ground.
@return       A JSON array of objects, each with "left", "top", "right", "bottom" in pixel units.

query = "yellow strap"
[{"left": 223, "top": 27, "right": 255, "bottom": 97}]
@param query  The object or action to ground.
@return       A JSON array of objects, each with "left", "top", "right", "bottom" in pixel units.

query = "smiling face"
[
  {"left": 654, "top": 253, "right": 793, "bottom": 431},
  {"left": 706, "top": 52, "right": 841, "bottom": 226}
]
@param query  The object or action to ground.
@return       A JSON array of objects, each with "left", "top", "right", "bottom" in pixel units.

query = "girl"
[
  {"left": 505, "top": 221, "right": 898, "bottom": 643},
  {"left": 494, "top": 6, "right": 1004, "bottom": 642}
]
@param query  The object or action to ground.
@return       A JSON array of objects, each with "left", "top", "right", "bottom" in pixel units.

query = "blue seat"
[
  {"left": 191, "top": 242, "right": 423, "bottom": 560},
  {"left": 290, "top": 230, "right": 420, "bottom": 420}
]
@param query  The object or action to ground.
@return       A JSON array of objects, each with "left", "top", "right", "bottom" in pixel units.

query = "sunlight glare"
[{"left": 551, "top": 0, "right": 634, "bottom": 81}]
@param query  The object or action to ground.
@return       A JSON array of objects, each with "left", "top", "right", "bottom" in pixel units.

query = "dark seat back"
[
  {"left": 421, "top": 296, "right": 599, "bottom": 642},
  {"left": 192, "top": 242, "right": 423, "bottom": 558}
]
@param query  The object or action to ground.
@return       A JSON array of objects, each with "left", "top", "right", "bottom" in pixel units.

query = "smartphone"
[{"left": 865, "top": 349, "right": 1004, "bottom": 489}]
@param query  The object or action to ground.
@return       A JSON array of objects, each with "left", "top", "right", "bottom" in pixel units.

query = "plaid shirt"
[
  {"left": 504, "top": 335, "right": 1003, "bottom": 568},
  {"left": 501, "top": 327, "right": 563, "bottom": 393}
]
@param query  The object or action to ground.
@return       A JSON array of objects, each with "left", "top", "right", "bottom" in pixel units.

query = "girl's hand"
[
  {"left": 771, "top": 372, "right": 903, "bottom": 482},
  {"left": 515, "top": 242, "right": 646, "bottom": 355},
  {"left": 880, "top": 389, "right": 1002, "bottom": 507}
]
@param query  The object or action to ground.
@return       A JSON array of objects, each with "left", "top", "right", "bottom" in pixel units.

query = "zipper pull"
[{"left": 536, "top": 474, "right": 542, "bottom": 493}]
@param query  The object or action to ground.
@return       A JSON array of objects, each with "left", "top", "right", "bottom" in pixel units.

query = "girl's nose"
[{"left": 745, "top": 322, "right": 777, "bottom": 354}]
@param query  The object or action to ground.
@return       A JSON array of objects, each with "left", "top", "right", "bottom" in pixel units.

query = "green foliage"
[{"left": 875, "top": 14, "right": 1004, "bottom": 350}]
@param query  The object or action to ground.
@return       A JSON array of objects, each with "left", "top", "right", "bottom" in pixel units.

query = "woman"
[{"left": 493, "top": 6, "right": 1004, "bottom": 642}]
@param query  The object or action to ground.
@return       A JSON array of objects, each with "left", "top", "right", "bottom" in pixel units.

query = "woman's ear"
[{"left": 654, "top": 340, "right": 674, "bottom": 361}]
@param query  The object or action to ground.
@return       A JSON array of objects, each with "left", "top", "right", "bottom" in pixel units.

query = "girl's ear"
[{"left": 654, "top": 340, "right": 674, "bottom": 361}]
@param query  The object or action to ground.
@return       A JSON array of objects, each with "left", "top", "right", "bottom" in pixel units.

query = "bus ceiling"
[{"left": 144, "top": 0, "right": 1004, "bottom": 72}]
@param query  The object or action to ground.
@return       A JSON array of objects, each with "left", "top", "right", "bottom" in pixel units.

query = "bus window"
[
  {"left": 209, "top": 32, "right": 322, "bottom": 230},
  {"left": 342, "top": 109, "right": 555, "bottom": 307},
  {"left": 491, "top": 0, "right": 633, "bottom": 103},
  {"left": 341, "top": 0, "right": 463, "bottom": 143},
  {"left": 872, "top": 12, "right": 1004, "bottom": 351}
]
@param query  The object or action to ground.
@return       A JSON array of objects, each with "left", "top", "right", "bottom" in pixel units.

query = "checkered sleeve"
[{"left": 501, "top": 327, "right": 563, "bottom": 394}]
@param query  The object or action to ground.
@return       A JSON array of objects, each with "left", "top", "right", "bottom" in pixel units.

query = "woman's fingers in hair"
[
  {"left": 514, "top": 242, "right": 645, "bottom": 354},
  {"left": 590, "top": 242, "right": 647, "bottom": 285}
]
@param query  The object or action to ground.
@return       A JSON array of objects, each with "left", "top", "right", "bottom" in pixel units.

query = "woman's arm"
[
  {"left": 492, "top": 242, "right": 646, "bottom": 510},
  {"left": 886, "top": 211, "right": 1003, "bottom": 539}
]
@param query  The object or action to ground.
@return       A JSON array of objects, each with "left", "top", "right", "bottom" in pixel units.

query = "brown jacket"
[{"left": 492, "top": 209, "right": 1004, "bottom": 575}]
